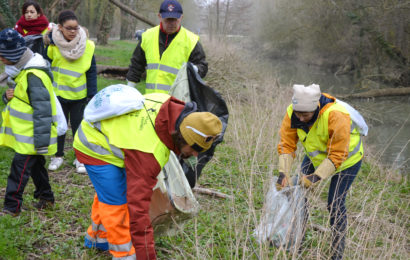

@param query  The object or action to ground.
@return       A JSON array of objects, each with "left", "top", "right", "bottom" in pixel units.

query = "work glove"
[
  {"left": 276, "top": 154, "right": 294, "bottom": 190},
  {"left": 301, "top": 158, "right": 336, "bottom": 189}
]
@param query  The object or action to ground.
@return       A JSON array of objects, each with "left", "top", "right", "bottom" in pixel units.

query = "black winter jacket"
[{"left": 126, "top": 26, "right": 208, "bottom": 83}]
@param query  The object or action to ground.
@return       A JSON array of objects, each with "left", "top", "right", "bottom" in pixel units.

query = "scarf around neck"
[
  {"left": 15, "top": 15, "right": 49, "bottom": 36},
  {"left": 52, "top": 24, "right": 87, "bottom": 61},
  {"left": 5, "top": 49, "right": 34, "bottom": 79}
]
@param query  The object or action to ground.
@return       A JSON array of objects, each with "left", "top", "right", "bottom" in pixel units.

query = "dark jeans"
[
  {"left": 55, "top": 98, "right": 87, "bottom": 157},
  {"left": 4, "top": 153, "right": 54, "bottom": 213},
  {"left": 301, "top": 156, "right": 362, "bottom": 260}
]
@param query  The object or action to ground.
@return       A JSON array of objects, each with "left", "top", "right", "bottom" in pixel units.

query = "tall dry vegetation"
[{"left": 161, "top": 37, "right": 409, "bottom": 259}]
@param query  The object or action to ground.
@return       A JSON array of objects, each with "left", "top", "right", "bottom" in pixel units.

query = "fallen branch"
[
  {"left": 338, "top": 87, "right": 410, "bottom": 99},
  {"left": 108, "top": 0, "right": 156, "bottom": 27},
  {"left": 192, "top": 187, "right": 233, "bottom": 199},
  {"left": 311, "top": 223, "right": 330, "bottom": 233},
  {"left": 97, "top": 65, "right": 129, "bottom": 74}
]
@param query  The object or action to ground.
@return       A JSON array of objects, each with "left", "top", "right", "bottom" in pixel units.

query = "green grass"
[{"left": 0, "top": 39, "right": 408, "bottom": 259}]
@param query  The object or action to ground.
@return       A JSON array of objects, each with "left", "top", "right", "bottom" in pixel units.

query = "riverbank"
[{"left": 0, "top": 40, "right": 408, "bottom": 259}]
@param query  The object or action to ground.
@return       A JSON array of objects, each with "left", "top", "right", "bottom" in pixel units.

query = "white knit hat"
[{"left": 292, "top": 84, "right": 321, "bottom": 112}]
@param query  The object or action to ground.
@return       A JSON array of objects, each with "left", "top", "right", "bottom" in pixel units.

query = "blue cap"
[{"left": 159, "top": 0, "right": 183, "bottom": 19}]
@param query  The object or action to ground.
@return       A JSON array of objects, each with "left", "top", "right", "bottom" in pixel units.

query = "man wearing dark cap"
[
  {"left": 126, "top": 0, "right": 208, "bottom": 94},
  {"left": 0, "top": 28, "right": 59, "bottom": 215}
]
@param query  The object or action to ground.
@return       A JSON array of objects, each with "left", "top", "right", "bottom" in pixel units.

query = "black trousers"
[
  {"left": 55, "top": 98, "right": 87, "bottom": 157},
  {"left": 3, "top": 153, "right": 54, "bottom": 213}
]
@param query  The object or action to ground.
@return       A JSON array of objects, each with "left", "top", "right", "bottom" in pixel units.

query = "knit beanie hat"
[
  {"left": 180, "top": 112, "right": 223, "bottom": 152},
  {"left": 292, "top": 84, "right": 321, "bottom": 112},
  {"left": 0, "top": 28, "right": 26, "bottom": 63}
]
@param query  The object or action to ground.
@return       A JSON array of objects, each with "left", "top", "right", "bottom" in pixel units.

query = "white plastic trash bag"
[
  {"left": 54, "top": 93, "right": 67, "bottom": 136},
  {"left": 336, "top": 99, "right": 368, "bottom": 136},
  {"left": 254, "top": 178, "right": 307, "bottom": 252},
  {"left": 84, "top": 84, "right": 145, "bottom": 122}
]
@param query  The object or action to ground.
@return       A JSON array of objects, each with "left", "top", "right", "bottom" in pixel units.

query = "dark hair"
[
  {"left": 22, "top": 1, "right": 43, "bottom": 16},
  {"left": 171, "top": 130, "right": 188, "bottom": 151},
  {"left": 58, "top": 10, "right": 78, "bottom": 25}
]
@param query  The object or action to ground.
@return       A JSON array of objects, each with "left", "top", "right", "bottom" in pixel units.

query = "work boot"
[
  {"left": 1, "top": 208, "right": 20, "bottom": 217},
  {"left": 33, "top": 199, "right": 54, "bottom": 210},
  {"left": 48, "top": 157, "right": 64, "bottom": 171},
  {"left": 74, "top": 159, "right": 86, "bottom": 174}
]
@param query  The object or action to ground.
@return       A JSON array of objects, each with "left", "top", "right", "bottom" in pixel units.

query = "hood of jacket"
[{"left": 23, "top": 53, "right": 53, "bottom": 81}]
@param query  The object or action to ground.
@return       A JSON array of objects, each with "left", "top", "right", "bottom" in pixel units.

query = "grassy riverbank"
[{"left": 0, "top": 40, "right": 408, "bottom": 259}]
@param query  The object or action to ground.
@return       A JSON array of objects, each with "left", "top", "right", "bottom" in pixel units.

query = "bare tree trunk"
[
  {"left": 216, "top": 0, "right": 220, "bottom": 36},
  {"left": 97, "top": 0, "right": 115, "bottom": 45},
  {"left": 338, "top": 87, "right": 410, "bottom": 99},
  {"left": 70, "top": 0, "right": 82, "bottom": 11},
  {"left": 108, "top": 0, "right": 156, "bottom": 27},
  {"left": 223, "top": 0, "right": 231, "bottom": 35}
]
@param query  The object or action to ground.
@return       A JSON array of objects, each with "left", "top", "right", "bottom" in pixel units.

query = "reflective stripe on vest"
[
  {"left": 286, "top": 103, "right": 363, "bottom": 171},
  {"left": 7, "top": 106, "right": 58, "bottom": 122},
  {"left": 73, "top": 93, "right": 171, "bottom": 168},
  {"left": 0, "top": 126, "right": 57, "bottom": 145},
  {"left": 48, "top": 40, "right": 95, "bottom": 100},
  {"left": 141, "top": 26, "right": 198, "bottom": 94},
  {"left": 0, "top": 68, "right": 58, "bottom": 155}
]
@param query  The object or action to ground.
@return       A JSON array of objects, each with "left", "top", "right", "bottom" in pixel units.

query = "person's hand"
[
  {"left": 276, "top": 172, "right": 289, "bottom": 190},
  {"left": 6, "top": 88, "right": 14, "bottom": 100},
  {"left": 301, "top": 174, "right": 321, "bottom": 189}
]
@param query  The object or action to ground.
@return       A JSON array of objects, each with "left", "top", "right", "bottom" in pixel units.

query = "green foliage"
[{"left": 95, "top": 40, "right": 136, "bottom": 67}]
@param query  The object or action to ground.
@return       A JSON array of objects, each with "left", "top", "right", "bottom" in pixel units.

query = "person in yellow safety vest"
[
  {"left": 126, "top": 0, "right": 208, "bottom": 94},
  {"left": 277, "top": 84, "right": 364, "bottom": 260},
  {"left": 73, "top": 92, "right": 222, "bottom": 260},
  {"left": 0, "top": 29, "right": 57, "bottom": 216},
  {"left": 14, "top": 1, "right": 51, "bottom": 37},
  {"left": 43, "top": 10, "right": 97, "bottom": 174}
]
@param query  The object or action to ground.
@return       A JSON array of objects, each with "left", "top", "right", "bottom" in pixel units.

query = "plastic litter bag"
[
  {"left": 254, "top": 178, "right": 307, "bottom": 252},
  {"left": 336, "top": 99, "right": 368, "bottom": 136},
  {"left": 53, "top": 93, "right": 67, "bottom": 136},
  {"left": 84, "top": 84, "right": 144, "bottom": 122},
  {"left": 150, "top": 151, "right": 200, "bottom": 235}
]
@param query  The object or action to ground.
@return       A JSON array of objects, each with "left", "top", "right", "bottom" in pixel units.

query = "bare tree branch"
[{"left": 108, "top": 0, "right": 156, "bottom": 27}]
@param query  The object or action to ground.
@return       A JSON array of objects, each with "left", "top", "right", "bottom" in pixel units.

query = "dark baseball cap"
[{"left": 159, "top": 0, "right": 183, "bottom": 19}]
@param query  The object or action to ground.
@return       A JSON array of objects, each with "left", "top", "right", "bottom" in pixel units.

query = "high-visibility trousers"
[{"left": 84, "top": 164, "right": 136, "bottom": 260}]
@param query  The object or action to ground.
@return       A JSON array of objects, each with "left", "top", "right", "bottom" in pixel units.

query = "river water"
[{"left": 272, "top": 61, "right": 410, "bottom": 173}]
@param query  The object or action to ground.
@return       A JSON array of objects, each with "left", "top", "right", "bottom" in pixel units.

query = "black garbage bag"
[
  {"left": 181, "top": 62, "right": 229, "bottom": 187},
  {"left": 24, "top": 34, "right": 45, "bottom": 56}
]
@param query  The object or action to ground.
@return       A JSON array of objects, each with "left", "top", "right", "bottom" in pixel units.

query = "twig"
[{"left": 192, "top": 187, "right": 233, "bottom": 199}]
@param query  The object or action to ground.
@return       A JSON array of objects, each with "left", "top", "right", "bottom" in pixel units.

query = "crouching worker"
[
  {"left": 73, "top": 91, "right": 222, "bottom": 259},
  {"left": 0, "top": 29, "right": 58, "bottom": 216},
  {"left": 277, "top": 84, "right": 364, "bottom": 260}
]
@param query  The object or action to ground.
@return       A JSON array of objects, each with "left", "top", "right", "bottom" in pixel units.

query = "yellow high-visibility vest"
[
  {"left": 73, "top": 93, "right": 172, "bottom": 168},
  {"left": 287, "top": 103, "right": 363, "bottom": 171},
  {"left": 47, "top": 40, "right": 95, "bottom": 100},
  {"left": 0, "top": 69, "right": 58, "bottom": 155},
  {"left": 141, "top": 26, "right": 198, "bottom": 94}
]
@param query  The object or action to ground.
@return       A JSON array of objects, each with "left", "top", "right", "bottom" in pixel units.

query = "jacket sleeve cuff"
[{"left": 314, "top": 158, "right": 336, "bottom": 180}]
